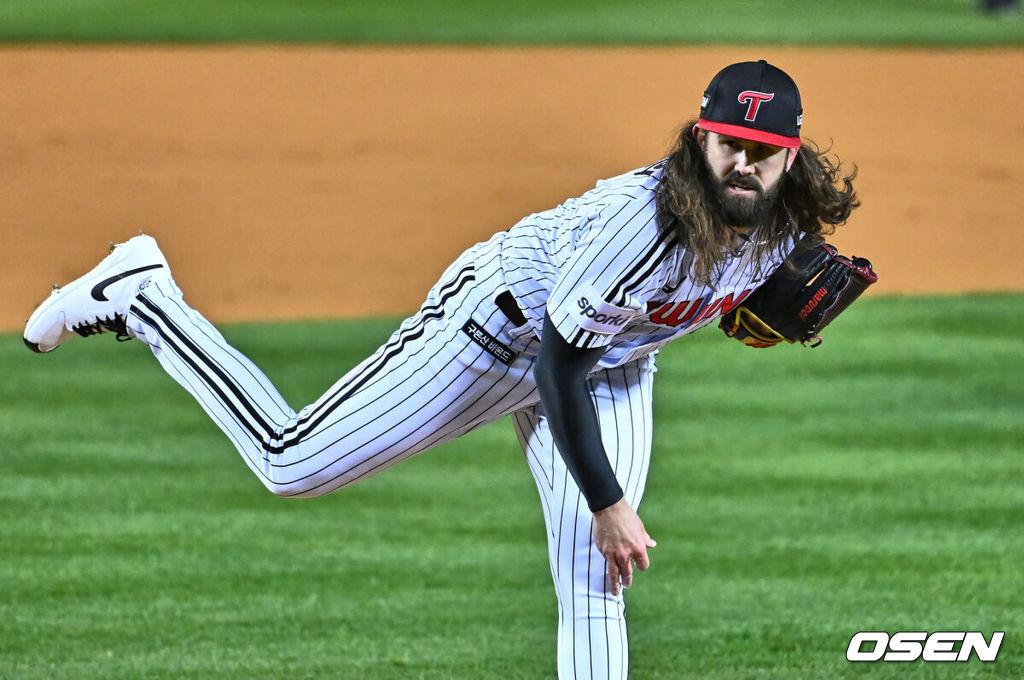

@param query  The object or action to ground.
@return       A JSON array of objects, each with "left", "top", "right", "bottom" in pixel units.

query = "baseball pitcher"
[{"left": 24, "top": 61, "right": 873, "bottom": 678}]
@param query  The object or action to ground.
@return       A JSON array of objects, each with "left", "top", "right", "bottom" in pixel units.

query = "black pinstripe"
[
  {"left": 553, "top": 200, "right": 657, "bottom": 303},
  {"left": 275, "top": 265, "right": 476, "bottom": 443},
  {"left": 132, "top": 300, "right": 273, "bottom": 443},
  {"left": 261, "top": 271, "right": 517, "bottom": 490},
  {"left": 161, "top": 292, "right": 291, "bottom": 422},
  {"left": 607, "top": 231, "right": 677, "bottom": 308}
]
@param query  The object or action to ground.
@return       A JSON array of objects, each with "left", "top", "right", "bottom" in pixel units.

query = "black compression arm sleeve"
[{"left": 534, "top": 312, "right": 624, "bottom": 512}]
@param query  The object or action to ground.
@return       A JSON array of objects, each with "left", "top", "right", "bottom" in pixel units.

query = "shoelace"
[{"left": 72, "top": 314, "right": 131, "bottom": 342}]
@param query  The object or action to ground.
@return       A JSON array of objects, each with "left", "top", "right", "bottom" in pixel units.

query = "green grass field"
[
  {"left": 0, "top": 0, "right": 1022, "bottom": 45},
  {"left": 2, "top": 294, "right": 1021, "bottom": 679}
]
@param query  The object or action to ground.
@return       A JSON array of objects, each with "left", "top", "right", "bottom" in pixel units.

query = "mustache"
[{"left": 721, "top": 172, "right": 762, "bottom": 192}]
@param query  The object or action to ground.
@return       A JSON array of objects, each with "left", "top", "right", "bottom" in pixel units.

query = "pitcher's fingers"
[
  {"left": 619, "top": 555, "right": 634, "bottom": 588},
  {"left": 607, "top": 560, "right": 622, "bottom": 596},
  {"left": 635, "top": 549, "right": 651, "bottom": 571}
]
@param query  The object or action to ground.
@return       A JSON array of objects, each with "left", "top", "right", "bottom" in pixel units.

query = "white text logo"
[{"left": 847, "top": 631, "right": 1004, "bottom": 662}]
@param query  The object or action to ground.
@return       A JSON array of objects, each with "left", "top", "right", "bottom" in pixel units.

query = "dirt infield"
[{"left": 2, "top": 46, "right": 1022, "bottom": 331}]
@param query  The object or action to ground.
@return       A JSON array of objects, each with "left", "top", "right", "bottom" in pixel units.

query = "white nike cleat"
[{"left": 23, "top": 234, "right": 172, "bottom": 353}]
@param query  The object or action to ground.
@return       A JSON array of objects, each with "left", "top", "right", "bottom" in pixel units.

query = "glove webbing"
[{"left": 731, "top": 307, "right": 787, "bottom": 347}]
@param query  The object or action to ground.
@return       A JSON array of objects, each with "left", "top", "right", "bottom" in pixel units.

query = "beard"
[{"left": 701, "top": 159, "right": 783, "bottom": 229}]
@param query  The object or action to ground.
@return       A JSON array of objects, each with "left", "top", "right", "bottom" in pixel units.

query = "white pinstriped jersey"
[{"left": 500, "top": 161, "right": 793, "bottom": 368}]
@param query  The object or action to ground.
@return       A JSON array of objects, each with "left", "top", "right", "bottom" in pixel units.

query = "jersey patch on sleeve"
[{"left": 565, "top": 283, "right": 636, "bottom": 335}]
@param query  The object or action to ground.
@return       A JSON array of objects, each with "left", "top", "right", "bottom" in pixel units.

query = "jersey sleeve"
[{"left": 546, "top": 196, "right": 675, "bottom": 349}]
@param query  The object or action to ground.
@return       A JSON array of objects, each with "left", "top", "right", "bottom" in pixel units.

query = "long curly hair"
[{"left": 654, "top": 120, "right": 860, "bottom": 286}]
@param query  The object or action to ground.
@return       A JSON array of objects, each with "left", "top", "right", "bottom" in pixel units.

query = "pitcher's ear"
[{"left": 785, "top": 147, "right": 798, "bottom": 171}]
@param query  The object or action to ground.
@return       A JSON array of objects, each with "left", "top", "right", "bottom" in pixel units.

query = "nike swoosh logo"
[{"left": 90, "top": 264, "right": 165, "bottom": 301}]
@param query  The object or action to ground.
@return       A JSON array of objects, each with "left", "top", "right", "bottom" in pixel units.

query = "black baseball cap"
[{"left": 698, "top": 60, "right": 802, "bottom": 149}]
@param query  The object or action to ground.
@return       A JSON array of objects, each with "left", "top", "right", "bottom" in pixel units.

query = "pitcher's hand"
[{"left": 593, "top": 497, "right": 657, "bottom": 596}]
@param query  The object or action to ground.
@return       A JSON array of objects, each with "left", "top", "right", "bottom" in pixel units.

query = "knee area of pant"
[
  {"left": 263, "top": 478, "right": 326, "bottom": 499},
  {"left": 559, "top": 588, "right": 626, "bottom": 613}
]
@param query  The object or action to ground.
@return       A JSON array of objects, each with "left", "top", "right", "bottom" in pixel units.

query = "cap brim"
[{"left": 698, "top": 119, "right": 801, "bottom": 149}]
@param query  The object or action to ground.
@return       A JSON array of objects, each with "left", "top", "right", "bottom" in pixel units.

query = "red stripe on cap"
[{"left": 698, "top": 118, "right": 801, "bottom": 149}]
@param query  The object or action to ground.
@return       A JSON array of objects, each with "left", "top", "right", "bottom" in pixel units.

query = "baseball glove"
[{"left": 719, "top": 234, "right": 877, "bottom": 348}]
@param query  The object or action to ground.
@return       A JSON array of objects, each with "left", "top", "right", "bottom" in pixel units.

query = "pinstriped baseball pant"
[
  {"left": 124, "top": 235, "right": 654, "bottom": 679},
  {"left": 514, "top": 365, "right": 653, "bottom": 680}
]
